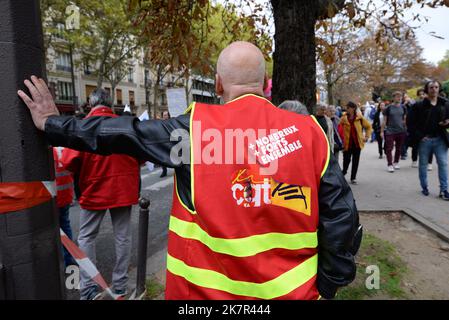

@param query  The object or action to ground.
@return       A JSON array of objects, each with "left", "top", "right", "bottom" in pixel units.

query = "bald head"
[{"left": 216, "top": 41, "right": 266, "bottom": 102}]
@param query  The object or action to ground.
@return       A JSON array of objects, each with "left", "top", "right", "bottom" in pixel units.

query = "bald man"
[{"left": 19, "top": 41, "right": 360, "bottom": 300}]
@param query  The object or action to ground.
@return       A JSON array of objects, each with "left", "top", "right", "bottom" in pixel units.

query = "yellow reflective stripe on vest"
[
  {"left": 167, "top": 253, "right": 318, "bottom": 299},
  {"left": 169, "top": 216, "right": 317, "bottom": 257}
]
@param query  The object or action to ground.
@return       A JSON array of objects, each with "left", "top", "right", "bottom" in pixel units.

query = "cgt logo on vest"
[{"left": 231, "top": 168, "right": 312, "bottom": 216}]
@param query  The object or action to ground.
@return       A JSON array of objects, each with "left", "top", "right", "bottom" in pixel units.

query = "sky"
[{"left": 406, "top": 4, "right": 449, "bottom": 65}]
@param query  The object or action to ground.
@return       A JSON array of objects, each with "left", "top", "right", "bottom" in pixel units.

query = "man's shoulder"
[{"left": 439, "top": 97, "right": 449, "bottom": 106}]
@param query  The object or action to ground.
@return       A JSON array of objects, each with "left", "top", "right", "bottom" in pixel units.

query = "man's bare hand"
[
  {"left": 438, "top": 119, "right": 449, "bottom": 127},
  {"left": 17, "top": 75, "right": 60, "bottom": 131}
]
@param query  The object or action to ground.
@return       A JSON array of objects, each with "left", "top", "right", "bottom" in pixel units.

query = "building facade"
[{"left": 46, "top": 28, "right": 217, "bottom": 118}]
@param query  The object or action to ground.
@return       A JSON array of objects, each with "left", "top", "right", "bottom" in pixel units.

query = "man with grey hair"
[
  {"left": 315, "top": 103, "right": 334, "bottom": 149},
  {"left": 89, "top": 88, "right": 113, "bottom": 108},
  {"left": 58, "top": 88, "right": 140, "bottom": 299},
  {"left": 278, "top": 100, "right": 309, "bottom": 115},
  {"left": 327, "top": 105, "right": 343, "bottom": 157}
]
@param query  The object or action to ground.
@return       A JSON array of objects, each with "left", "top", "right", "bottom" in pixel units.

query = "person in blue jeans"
[
  {"left": 409, "top": 80, "right": 449, "bottom": 200},
  {"left": 53, "top": 147, "right": 77, "bottom": 266},
  {"left": 59, "top": 205, "right": 77, "bottom": 266},
  {"left": 418, "top": 137, "right": 448, "bottom": 198}
]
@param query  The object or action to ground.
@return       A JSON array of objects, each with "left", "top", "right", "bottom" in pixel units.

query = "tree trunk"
[
  {"left": 97, "top": 63, "right": 104, "bottom": 89},
  {"left": 153, "top": 84, "right": 159, "bottom": 119},
  {"left": 271, "top": 0, "right": 318, "bottom": 113},
  {"left": 185, "top": 72, "right": 190, "bottom": 106},
  {"left": 111, "top": 83, "right": 116, "bottom": 113},
  {"left": 96, "top": 39, "right": 110, "bottom": 89},
  {"left": 326, "top": 68, "right": 334, "bottom": 105}
]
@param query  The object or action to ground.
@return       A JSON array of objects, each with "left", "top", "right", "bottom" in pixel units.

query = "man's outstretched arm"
[{"left": 18, "top": 76, "right": 191, "bottom": 167}]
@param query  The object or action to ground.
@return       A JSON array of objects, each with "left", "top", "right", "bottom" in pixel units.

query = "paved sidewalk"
[{"left": 343, "top": 141, "right": 449, "bottom": 238}]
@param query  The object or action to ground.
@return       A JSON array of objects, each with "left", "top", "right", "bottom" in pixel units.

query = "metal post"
[
  {"left": 0, "top": 264, "right": 5, "bottom": 300},
  {"left": 69, "top": 42, "right": 77, "bottom": 111},
  {"left": 135, "top": 197, "right": 150, "bottom": 299},
  {"left": 0, "top": 0, "right": 65, "bottom": 299}
]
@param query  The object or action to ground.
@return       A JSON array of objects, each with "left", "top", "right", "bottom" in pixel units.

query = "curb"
[{"left": 359, "top": 208, "right": 449, "bottom": 243}]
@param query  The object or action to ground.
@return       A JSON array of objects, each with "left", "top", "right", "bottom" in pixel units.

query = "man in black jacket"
[
  {"left": 408, "top": 80, "right": 449, "bottom": 200},
  {"left": 18, "top": 41, "right": 361, "bottom": 300}
]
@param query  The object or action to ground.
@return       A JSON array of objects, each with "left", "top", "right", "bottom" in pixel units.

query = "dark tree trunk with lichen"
[{"left": 271, "top": 0, "right": 345, "bottom": 113}]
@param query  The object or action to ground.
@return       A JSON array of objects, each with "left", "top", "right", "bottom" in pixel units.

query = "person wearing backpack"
[{"left": 381, "top": 91, "right": 407, "bottom": 173}]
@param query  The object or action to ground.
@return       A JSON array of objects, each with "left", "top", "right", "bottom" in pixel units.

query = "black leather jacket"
[{"left": 45, "top": 112, "right": 362, "bottom": 299}]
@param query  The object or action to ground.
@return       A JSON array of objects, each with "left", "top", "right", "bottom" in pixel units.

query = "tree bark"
[
  {"left": 271, "top": 0, "right": 319, "bottom": 113},
  {"left": 326, "top": 67, "right": 334, "bottom": 105},
  {"left": 111, "top": 83, "right": 116, "bottom": 113}
]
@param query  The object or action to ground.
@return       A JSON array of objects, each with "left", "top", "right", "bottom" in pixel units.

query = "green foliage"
[
  {"left": 131, "top": 0, "right": 272, "bottom": 78},
  {"left": 145, "top": 277, "right": 164, "bottom": 300},
  {"left": 42, "top": 0, "right": 142, "bottom": 87},
  {"left": 189, "top": 4, "right": 272, "bottom": 78},
  {"left": 336, "top": 233, "right": 408, "bottom": 300},
  {"left": 443, "top": 80, "right": 449, "bottom": 97},
  {"left": 439, "top": 50, "right": 449, "bottom": 70}
]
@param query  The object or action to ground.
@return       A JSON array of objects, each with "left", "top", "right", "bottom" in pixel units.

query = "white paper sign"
[
  {"left": 138, "top": 110, "right": 149, "bottom": 121},
  {"left": 166, "top": 88, "right": 188, "bottom": 117}
]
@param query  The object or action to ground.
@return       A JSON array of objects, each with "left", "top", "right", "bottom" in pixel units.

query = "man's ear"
[
  {"left": 215, "top": 74, "right": 224, "bottom": 96},
  {"left": 263, "top": 73, "right": 269, "bottom": 91}
]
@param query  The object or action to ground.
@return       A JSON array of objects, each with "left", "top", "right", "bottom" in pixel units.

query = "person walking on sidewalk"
[
  {"left": 315, "top": 103, "right": 334, "bottom": 151},
  {"left": 408, "top": 88, "right": 434, "bottom": 170},
  {"left": 326, "top": 105, "right": 343, "bottom": 159},
  {"left": 408, "top": 80, "right": 449, "bottom": 200},
  {"left": 381, "top": 91, "right": 407, "bottom": 173},
  {"left": 338, "top": 102, "right": 372, "bottom": 184},
  {"left": 372, "top": 102, "right": 385, "bottom": 159},
  {"left": 19, "top": 41, "right": 362, "bottom": 300},
  {"left": 60, "top": 89, "right": 141, "bottom": 299}
]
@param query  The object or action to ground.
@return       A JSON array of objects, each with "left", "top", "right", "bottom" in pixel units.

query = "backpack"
[{"left": 369, "top": 106, "right": 376, "bottom": 120}]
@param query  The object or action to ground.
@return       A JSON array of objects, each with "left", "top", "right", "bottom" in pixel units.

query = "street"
[{"left": 65, "top": 165, "right": 173, "bottom": 299}]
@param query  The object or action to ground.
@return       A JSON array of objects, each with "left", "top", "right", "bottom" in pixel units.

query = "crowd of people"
[{"left": 280, "top": 80, "right": 449, "bottom": 201}]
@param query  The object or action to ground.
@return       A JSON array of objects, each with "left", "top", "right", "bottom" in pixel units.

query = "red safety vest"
[
  {"left": 53, "top": 147, "right": 74, "bottom": 208},
  {"left": 165, "top": 94, "right": 330, "bottom": 300}
]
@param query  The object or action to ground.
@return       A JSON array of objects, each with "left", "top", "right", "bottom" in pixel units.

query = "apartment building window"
[
  {"left": 104, "top": 87, "right": 111, "bottom": 96},
  {"left": 129, "top": 90, "right": 135, "bottom": 106},
  {"left": 116, "top": 89, "right": 123, "bottom": 105},
  {"left": 160, "top": 92, "right": 167, "bottom": 105},
  {"left": 192, "top": 80, "right": 201, "bottom": 90},
  {"left": 144, "top": 69, "right": 150, "bottom": 86},
  {"left": 84, "top": 60, "right": 92, "bottom": 75},
  {"left": 56, "top": 52, "right": 72, "bottom": 72},
  {"left": 55, "top": 23, "right": 66, "bottom": 40},
  {"left": 57, "top": 81, "right": 73, "bottom": 101},
  {"left": 85, "top": 85, "right": 96, "bottom": 103},
  {"left": 128, "top": 67, "right": 134, "bottom": 83}
]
